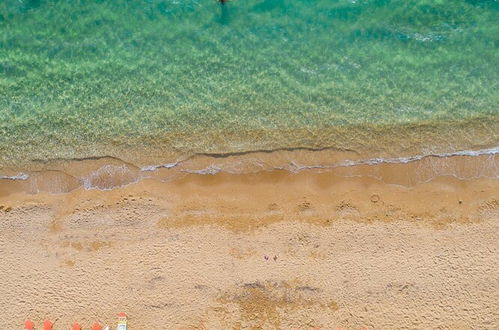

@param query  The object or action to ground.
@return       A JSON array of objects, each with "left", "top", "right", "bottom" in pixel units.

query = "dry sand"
[{"left": 0, "top": 170, "right": 498, "bottom": 329}]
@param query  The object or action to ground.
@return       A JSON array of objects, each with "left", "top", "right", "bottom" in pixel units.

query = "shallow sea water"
[{"left": 0, "top": 0, "right": 498, "bottom": 172}]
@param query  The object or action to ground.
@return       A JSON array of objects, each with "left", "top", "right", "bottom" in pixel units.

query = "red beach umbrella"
[
  {"left": 24, "top": 320, "right": 35, "bottom": 330},
  {"left": 72, "top": 322, "right": 82, "bottom": 330},
  {"left": 43, "top": 320, "right": 54, "bottom": 330},
  {"left": 92, "top": 322, "right": 103, "bottom": 330}
]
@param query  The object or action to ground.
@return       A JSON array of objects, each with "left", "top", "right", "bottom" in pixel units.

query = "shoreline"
[{"left": 0, "top": 146, "right": 498, "bottom": 195}]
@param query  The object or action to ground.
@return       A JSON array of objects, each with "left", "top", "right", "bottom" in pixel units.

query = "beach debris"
[
  {"left": 273, "top": 255, "right": 278, "bottom": 261},
  {"left": 370, "top": 194, "right": 380, "bottom": 203},
  {"left": 264, "top": 255, "right": 269, "bottom": 260},
  {"left": 43, "top": 320, "right": 54, "bottom": 330},
  {"left": 24, "top": 320, "right": 34, "bottom": 330},
  {"left": 92, "top": 322, "right": 104, "bottom": 330},
  {"left": 72, "top": 322, "right": 82, "bottom": 330},
  {"left": 117, "top": 312, "right": 128, "bottom": 330}
]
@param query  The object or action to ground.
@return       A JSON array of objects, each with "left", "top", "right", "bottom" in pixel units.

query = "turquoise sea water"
[{"left": 0, "top": 0, "right": 498, "bottom": 168}]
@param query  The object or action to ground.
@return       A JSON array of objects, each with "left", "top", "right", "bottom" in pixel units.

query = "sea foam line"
[
  {"left": 0, "top": 173, "right": 30, "bottom": 180},
  {"left": 292, "top": 146, "right": 499, "bottom": 171},
  {"left": 1, "top": 146, "right": 498, "bottom": 181},
  {"left": 142, "top": 146, "right": 499, "bottom": 175}
]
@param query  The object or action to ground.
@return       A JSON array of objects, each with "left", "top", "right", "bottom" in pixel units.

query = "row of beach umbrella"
[{"left": 24, "top": 312, "right": 128, "bottom": 330}]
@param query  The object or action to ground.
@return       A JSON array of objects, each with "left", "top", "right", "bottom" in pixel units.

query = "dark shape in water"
[
  {"left": 219, "top": 0, "right": 231, "bottom": 25},
  {"left": 464, "top": 0, "right": 499, "bottom": 10},
  {"left": 21, "top": 0, "right": 42, "bottom": 12}
]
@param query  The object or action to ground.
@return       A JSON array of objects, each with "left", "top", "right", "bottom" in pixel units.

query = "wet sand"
[{"left": 0, "top": 168, "right": 498, "bottom": 329}]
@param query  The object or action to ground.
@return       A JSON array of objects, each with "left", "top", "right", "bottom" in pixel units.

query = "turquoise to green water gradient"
[{"left": 0, "top": 0, "right": 498, "bottom": 167}]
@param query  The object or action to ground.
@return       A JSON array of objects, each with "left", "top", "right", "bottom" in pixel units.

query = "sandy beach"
[
  {"left": 2, "top": 1, "right": 498, "bottom": 328},
  {"left": 0, "top": 167, "right": 498, "bottom": 329}
]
